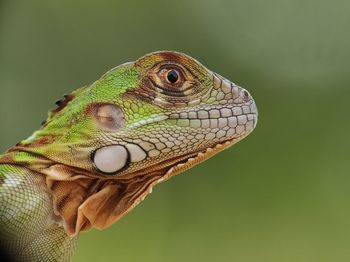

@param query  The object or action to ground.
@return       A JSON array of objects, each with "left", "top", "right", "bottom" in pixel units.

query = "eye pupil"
[{"left": 167, "top": 70, "right": 179, "bottom": 83}]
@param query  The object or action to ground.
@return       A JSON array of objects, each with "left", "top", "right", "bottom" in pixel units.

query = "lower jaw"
[
  {"left": 129, "top": 134, "right": 246, "bottom": 209},
  {"left": 125, "top": 127, "right": 252, "bottom": 180},
  {"left": 163, "top": 134, "right": 246, "bottom": 179}
]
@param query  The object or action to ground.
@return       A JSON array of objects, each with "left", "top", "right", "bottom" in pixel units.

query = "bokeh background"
[{"left": 1, "top": 1, "right": 349, "bottom": 261}]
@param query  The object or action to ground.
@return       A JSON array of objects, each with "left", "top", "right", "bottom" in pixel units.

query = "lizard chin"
[{"left": 128, "top": 135, "right": 245, "bottom": 211}]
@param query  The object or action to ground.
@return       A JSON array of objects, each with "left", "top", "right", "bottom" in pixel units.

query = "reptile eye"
[
  {"left": 166, "top": 70, "right": 179, "bottom": 84},
  {"left": 154, "top": 65, "right": 186, "bottom": 88}
]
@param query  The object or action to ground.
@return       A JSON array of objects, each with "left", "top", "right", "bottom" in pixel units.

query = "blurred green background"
[{"left": 1, "top": 0, "right": 349, "bottom": 261}]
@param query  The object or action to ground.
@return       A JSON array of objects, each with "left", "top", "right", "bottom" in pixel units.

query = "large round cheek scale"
[{"left": 93, "top": 145, "right": 128, "bottom": 173}]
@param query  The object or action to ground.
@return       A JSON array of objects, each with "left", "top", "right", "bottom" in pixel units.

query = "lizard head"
[{"left": 8, "top": 51, "right": 258, "bottom": 236}]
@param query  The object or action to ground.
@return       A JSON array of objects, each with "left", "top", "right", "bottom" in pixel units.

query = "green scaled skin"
[{"left": 0, "top": 51, "right": 258, "bottom": 261}]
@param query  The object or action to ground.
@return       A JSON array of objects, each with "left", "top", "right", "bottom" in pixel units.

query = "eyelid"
[
  {"left": 147, "top": 62, "right": 196, "bottom": 93},
  {"left": 158, "top": 63, "right": 183, "bottom": 70}
]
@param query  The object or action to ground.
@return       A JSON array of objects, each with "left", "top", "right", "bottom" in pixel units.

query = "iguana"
[{"left": 0, "top": 51, "right": 257, "bottom": 261}]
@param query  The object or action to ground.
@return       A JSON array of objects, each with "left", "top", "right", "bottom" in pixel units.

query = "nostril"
[{"left": 242, "top": 90, "right": 250, "bottom": 101}]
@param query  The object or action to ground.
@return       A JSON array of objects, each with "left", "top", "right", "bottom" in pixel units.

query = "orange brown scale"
[{"left": 18, "top": 135, "right": 57, "bottom": 148}]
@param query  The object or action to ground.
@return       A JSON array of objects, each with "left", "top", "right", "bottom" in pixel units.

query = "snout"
[{"left": 213, "top": 72, "right": 258, "bottom": 129}]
